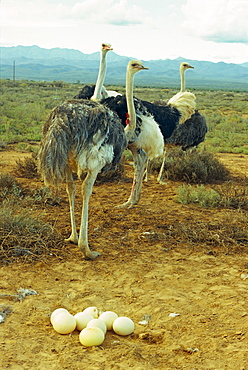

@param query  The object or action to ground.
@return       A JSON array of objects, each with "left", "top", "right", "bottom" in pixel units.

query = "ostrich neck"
[
  {"left": 180, "top": 69, "right": 186, "bottom": 92},
  {"left": 125, "top": 69, "right": 136, "bottom": 131},
  {"left": 91, "top": 51, "right": 107, "bottom": 101}
]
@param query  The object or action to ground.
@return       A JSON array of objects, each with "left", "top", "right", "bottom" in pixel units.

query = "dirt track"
[{"left": 0, "top": 148, "right": 248, "bottom": 369}]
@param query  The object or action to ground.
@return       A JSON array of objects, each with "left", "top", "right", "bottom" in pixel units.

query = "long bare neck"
[
  {"left": 180, "top": 67, "right": 186, "bottom": 92},
  {"left": 91, "top": 51, "right": 107, "bottom": 101},
  {"left": 125, "top": 69, "right": 136, "bottom": 131}
]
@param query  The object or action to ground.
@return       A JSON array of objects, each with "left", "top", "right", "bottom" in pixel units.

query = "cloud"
[
  {"left": 2, "top": 0, "right": 150, "bottom": 28},
  {"left": 58, "top": 0, "right": 150, "bottom": 26},
  {"left": 182, "top": 0, "right": 248, "bottom": 44},
  {"left": 2, "top": 0, "right": 61, "bottom": 27}
]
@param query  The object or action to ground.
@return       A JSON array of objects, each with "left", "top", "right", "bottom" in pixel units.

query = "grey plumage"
[
  {"left": 39, "top": 100, "right": 126, "bottom": 184},
  {"left": 38, "top": 99, "right": 127, "bottom": 260}
]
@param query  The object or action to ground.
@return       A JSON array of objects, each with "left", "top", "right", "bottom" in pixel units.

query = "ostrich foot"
[
  {"left": 143, "top": 172, "right": 148, "bottom": 182},
  {"left": 158, "top": 179, "right": 167, "bottom": 185},
  {"left": 65, "top": 234, "right": 78, "bottom": 244},
  {"left": 84, "top": 250, "right": 101, "bottom": 260},
  {"left": 115, "top": 201, "right": 135, "bottom": 209}
]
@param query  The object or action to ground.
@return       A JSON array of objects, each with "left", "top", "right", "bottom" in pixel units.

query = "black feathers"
[
  {"left": 73, "top": 85, "right": 96, "bottom": 100},
  {"left": 140, "top": 100, "right": 181, "bottom": 138},
  {"left": 73, "top": 86, "right": 207, "bottom": 149},
  {"left": 166, "top": 110, "right": 208, "bottom": 150}
]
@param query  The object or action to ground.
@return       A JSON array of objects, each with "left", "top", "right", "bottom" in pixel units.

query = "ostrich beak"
[{"left": 102, "top": 44, "right": 113, "bottom": 51}]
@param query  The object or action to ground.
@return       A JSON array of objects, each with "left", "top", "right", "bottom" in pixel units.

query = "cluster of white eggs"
[{"left": 50, "top": 306, "right": 134, "bottom": 347}]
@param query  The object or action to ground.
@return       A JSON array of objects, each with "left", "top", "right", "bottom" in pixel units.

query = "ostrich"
[
  {"left": 37, "top": 60, "right": 159, "bottom": 260},
  {"left": 143, "top": 62, "right": 207, "bottom": 183},
  {"left": 74, "top": 43, "right": 121, "bottom": 101},
  {"left": 77, "top": 56, "right": 165, "bottom": 208},
  {"left": 104, "top": 89, "right": 199, "bottom": 185},
  {"left": 166, "top": 62, "right": 196, "bottom": 124},
  {"left": 167, "top": 62, "right": 195, "bottom": 105},
  {"left": 116, "top": 62, "right": 164, "bottom": 208}
]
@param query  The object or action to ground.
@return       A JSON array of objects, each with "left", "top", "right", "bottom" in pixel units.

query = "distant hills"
[{"left": 1, "top": 45, "right": 248, "bottom": 90}]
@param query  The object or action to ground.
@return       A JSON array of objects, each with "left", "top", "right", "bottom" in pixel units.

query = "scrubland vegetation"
[{"left": 0, "top": 79, "right": 247, "bottom": 153}]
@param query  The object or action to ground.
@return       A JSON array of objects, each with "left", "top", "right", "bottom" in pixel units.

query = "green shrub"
[
  {"left": 176, "top": 185, "right": 221, "bottom": 207},
  {"left": 176, "top": 183, "right": 248, "bottom": 210}
]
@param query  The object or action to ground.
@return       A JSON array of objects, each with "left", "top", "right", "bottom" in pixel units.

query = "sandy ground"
[{"left": 0, "top": 148, "right": 248, "bottom": 370}]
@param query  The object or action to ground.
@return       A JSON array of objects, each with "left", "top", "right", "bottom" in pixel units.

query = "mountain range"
[{"left": 1, "top": 45, "right": 248, "bottom": 90}]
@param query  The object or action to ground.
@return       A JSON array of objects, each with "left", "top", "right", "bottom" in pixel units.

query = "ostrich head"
[
  {"left": 128, "top": 60, "right": 149, "bottom": 75},
  {"left": 102, "top": 43, "right": 113, "bottom": 52},
  {"left": 180, "top": 62, "right": 194, "bottom": 72}
]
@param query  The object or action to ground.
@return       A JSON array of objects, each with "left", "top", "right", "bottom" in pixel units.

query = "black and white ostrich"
[
  {"left": 103, "top": 89, "right": 201, "bottom": 185},
  {"left": 78, "top": 54, "right": 165, "bottom": 208},
  {"left": 111, "top": 63, "right": 164, "bottom": 208},
  {"left": 74, "top": 43, "right": 121, "bottom": 101},
  {"left": 37, "top": 60, "right": 163, "bottom": 259}
]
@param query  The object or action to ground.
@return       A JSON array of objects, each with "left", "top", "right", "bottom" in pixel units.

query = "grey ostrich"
[{"left": 38, "top": 60, "right": 160, "bottom": 260}]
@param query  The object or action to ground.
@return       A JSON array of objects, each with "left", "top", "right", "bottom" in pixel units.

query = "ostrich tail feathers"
[
  {"left": 168, "top": 92, "right": 196, "bottom": 124},
  {"left": 38, "top": 114, "right": 71, "bottom": 187}
]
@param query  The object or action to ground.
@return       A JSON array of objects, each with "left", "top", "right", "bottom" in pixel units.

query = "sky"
[{"left": 1, "top": 0, "right": 248, "bottom": 64}]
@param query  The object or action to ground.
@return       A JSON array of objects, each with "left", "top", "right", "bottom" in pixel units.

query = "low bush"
[
  {"left": 176, "top": 185, "right": 221, "bottom": 207},
  {"left": 0, "top": 174, "right": 24, "bottom": 201},
  {"left": 150, "top": 148, "right": 230, "bottom": 183},
  {"left": 176, "top": 182, "right": 248, "bottom": 210},
  {"left": 0, "top": 202, "right": 65, "bottom": 265},
  {"left": 15, "top": 155, "right": 38, "bottom": 178}
]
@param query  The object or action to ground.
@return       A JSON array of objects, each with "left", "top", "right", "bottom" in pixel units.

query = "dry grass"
[
  {"left": 0, "top": 202, "right": 68, "bottom": 266},
  {"left": 148, "top": 212, "right": 248, "bottom": 255},
  {"left": 15, "top": 154, "right": 38, "bottom": 178},
  {"left": 0, "top": 174, "right": 24, "bottom": 202},
  {"left": 215, "top": 182, "right": 248, "bottom": 210}
]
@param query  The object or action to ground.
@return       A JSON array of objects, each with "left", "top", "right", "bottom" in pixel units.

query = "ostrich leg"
[{"left": 118, "top": 145, "right": 147, "bottom": 208}]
